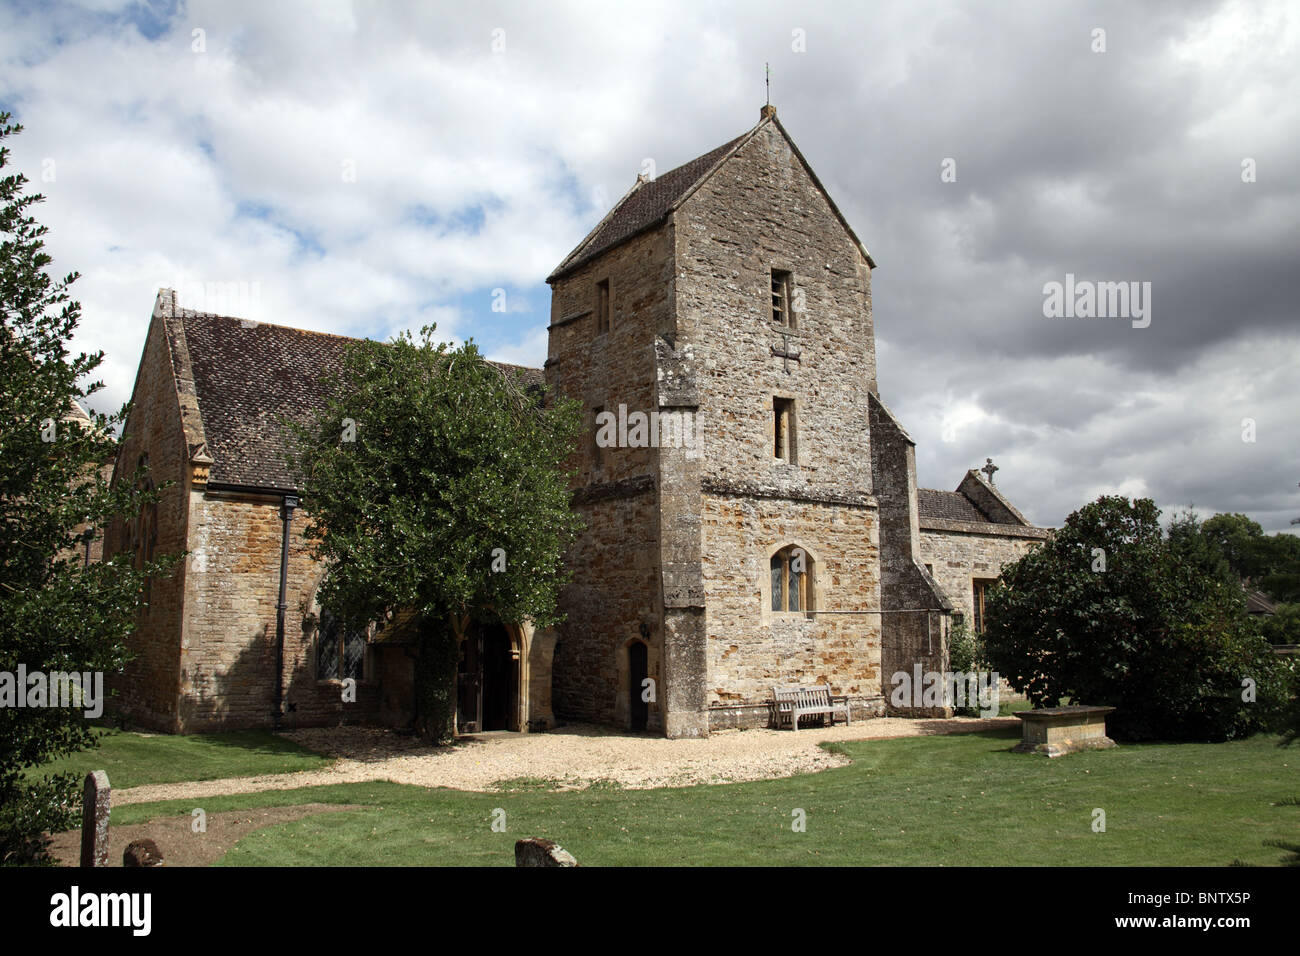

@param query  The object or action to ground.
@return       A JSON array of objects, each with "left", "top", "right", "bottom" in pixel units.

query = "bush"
[
  {"left": 947, "top": 619, "right": 988, "bottom": 717},
  {"left": 984, "top": 496, "right": 1290, "bottom": 742}
]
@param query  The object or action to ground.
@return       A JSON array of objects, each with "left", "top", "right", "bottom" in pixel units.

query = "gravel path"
[{"left": 113, "top": 716, "right": 1017, "bottom": 806}]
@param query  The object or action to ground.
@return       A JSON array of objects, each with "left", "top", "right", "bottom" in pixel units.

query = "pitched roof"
[
  {"left": 548, "top": 134, "right": 746, "bottom": 282},
  {"left": 162, "top": 302, "right": 543, "bottom": 493},
  {"left": 1246, "top": 590, "right": 1277, "bottom": 615},
  {"left": 548, "top": 108, "right": 876, "bottom": 282},
  {"left": 917, "top": 473, "right": 1048, "bottom": 537},
  {"left": 917, "top": 488, "right": 991, "bottom": 524}
]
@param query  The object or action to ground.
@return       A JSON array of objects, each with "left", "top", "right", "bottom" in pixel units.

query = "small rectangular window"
[
  {"left": 771, "top": 270, "right": 794, "bottom": 328},
  {"left": 773, "top": 397, "right": 796, "bottom": 464},
  {"left": 595, "top": 279, "right": 610, "bottom": 334},
  {"left": 592, "top": 405, "right": 605, "bottom": 471}
]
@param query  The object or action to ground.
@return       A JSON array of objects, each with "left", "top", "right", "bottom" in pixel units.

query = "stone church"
[{"left": 105, "top": 106, "right": 1047, "bottom": 737}]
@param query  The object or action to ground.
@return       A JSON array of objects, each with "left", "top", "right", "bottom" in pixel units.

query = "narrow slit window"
[
  {"left": 595, "top": 279, "right": 610, "bottom": 334},
  {"left": 773, "top": 397, "right": 796, "bottom": 463}
]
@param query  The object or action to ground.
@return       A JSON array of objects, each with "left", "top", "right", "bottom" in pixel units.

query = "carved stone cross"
[
  {"left": 770, "top": 331, "right": 801, "bottom": 373},
  {"left": 981, "top": 458, "right": 999, "bottom": 484}
]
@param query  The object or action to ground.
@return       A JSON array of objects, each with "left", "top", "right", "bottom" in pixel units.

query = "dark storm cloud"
[{"left": 3, "top": 0, "right": 1295, "bottom": 531}]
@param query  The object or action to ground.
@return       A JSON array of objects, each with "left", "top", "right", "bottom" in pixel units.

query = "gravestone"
[
  {"left": 80, "top": 770, "right": 111, "bottom": 867},
  {"left": 1014, "top": 705, "right": 1117, "bottom": 757},
  {"left": 515, "top": 837, "right": 579, "bottom": 867}
]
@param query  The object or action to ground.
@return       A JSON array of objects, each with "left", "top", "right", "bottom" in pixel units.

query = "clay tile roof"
[
  {"left": 177, "top": 311, "right": 543, "bottom": 493},
  {"left": 917, "top": 488, "right": 991, "bottom": 524},
  {"left": 548, "top": 133, "right": 747, "bottom": 281}
]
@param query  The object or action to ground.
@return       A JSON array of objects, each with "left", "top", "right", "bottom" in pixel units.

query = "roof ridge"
[{"left": 166, "top": 293, "right": 541, "bottom": 374}]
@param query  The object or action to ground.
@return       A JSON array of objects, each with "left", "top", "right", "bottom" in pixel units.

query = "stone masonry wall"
[
  {"left": 674, "top": 119, "right": 878, "bottom": 497},
  {"left": 868, "top": 392, "right": 955, "bottom": 716},
  {"left": 547, "top": 227, "right": 671, "bottom": 730},
  {"left": 700, "top": 494, "right": 883, "bottom": 728},
  {"left": 102, "top": 313, "right": 190, "bottom": 731},
  {"left": 179, "top": 491, "right": 379, "bottom": 731},
  {"left": 672, "top": 117, "right": 885, "bottom": 727},
  {"left": 551, "top": 489, "right": 662, "bottom": 729},
  {"left": 919, "top": 526, "right": 1044, "bottom": 625}
]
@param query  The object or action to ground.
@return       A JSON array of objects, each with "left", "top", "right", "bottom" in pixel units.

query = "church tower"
[{"left": 545, "top": 106, "right": 952, "bottom": 737}]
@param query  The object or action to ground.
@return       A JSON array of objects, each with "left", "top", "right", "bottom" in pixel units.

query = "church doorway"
[
  {"left": 628, "top": 640, "right": 648, "bottom": 732},
  {"left": 457, "top": 620, "right": 517, "bottom": 733}
]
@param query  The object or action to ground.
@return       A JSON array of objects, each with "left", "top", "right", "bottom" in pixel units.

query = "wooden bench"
[{"left": 771, "top": 685, "right": 851, "bottom": 731}]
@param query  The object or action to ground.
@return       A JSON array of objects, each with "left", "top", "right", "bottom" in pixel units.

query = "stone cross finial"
[{"left": 980, "top": 458, "right": 999, "bottom": 484}]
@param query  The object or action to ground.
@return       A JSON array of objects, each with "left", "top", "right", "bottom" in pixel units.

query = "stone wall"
[
  {"left": 179, "top": 491, "right": 380, "bottom": 731},
  {"left": 673, "top": 120, "right": 878, "bottom": 497},
  {"left": 103, "top": 312, "right": 192, "bottom": 731},
  {"left": 673, "top": 119, "right": 886, "bottom": 729},
  {"left": 919, "top": 524, "right": 1045, "bottom": 624},
  {"left": 868, "top": 392, "right": 955, "bottom": 716},
  {"left": 547, "top": 226, "right": 671, "bottom": 731},
  {"left": 700, "top": 493, "right": 883, "bottom": 728},
  {"left": 551, "top": 487, "right": 662, "bottom": 729}
]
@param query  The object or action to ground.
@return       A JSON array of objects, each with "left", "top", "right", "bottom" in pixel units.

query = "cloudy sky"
[{"left": 3, "top": 0, "right": 1297, "bottom": 532}]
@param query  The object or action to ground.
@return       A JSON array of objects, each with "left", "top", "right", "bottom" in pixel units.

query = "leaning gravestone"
[
  {"left": 515, "top": 837, "right": 579, "bottom": 867},
  {"left": 80, "top": 770, "right": 111, "bottom": 867}
]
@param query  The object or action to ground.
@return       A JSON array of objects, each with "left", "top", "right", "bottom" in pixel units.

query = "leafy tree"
[
  {"left": 1167, "top": 508, "right": 1238, "bottom": 591},
  {"left": 1199, "top": 513, "right": 1268, "bottom": 581},
  {"left": 1261, "top": 603, "right": 1300, "bottom": 646},
  {"left": 291, "top": 327, "right": 583, "bottom": 743},
  {"left": 0, "top": 113, "right": 168, "bottom": 864},
  {"left": 1194, "top": 511, "right": 1300, "bottom": 603},
  {"left": 1256, "top": 533, "right": 1300, "bottom": 604},
  {"left": 983, "top": 496, "right": 1289, "bottom": 741}
]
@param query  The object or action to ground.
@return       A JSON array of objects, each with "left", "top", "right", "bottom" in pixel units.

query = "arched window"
[
  {"left": 770, "top": 545, "right": 813, "bottom": 612},
  {"left": 318, "top": 609, "right": 366, "bottom": 681}
]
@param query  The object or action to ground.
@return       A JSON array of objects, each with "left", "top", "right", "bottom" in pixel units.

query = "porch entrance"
[{"left": 456, "top": 620, "right": 517, "bottom": 733}]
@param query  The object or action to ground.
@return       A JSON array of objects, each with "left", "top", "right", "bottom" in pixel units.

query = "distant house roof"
[
  {"left": 158, "top": 295, "right": 542, "bottom": 494},
  {"left": 548, "top": 108, "right": 876, "bottom": 283},
  {"left": 1246, "top": 590, "right": 1278, "bottom": 615}
]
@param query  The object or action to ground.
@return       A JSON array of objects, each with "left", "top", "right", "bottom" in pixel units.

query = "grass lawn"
[
  {"left": 109, "top": 728, "right": 1300, "bottom": 866},
  {"left": 30, "top": 728, "right": 333, "bottom": 789}
]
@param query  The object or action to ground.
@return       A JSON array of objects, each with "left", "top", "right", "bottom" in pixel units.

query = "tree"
[
  {"left": 1196, "top": 511, "right": 1300, "bottom": 603},
  {"left": 983, "top": 496, "right": 1289, "bottom": 741},
  {"left": 0, "top": 114, "right": 168, "bottom": 864},
  {"left": 1199, "top": 513, "right": 1268, "bottom": 581},
  {"left": 290, "top": 327, "right": 583, "bottom": 743},
  {"left": 1260, "top": 603, "right": 1300, "bottom": 646}
]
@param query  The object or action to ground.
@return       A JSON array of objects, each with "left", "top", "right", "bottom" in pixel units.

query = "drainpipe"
[{"left": 274, "top": 495, "right": 299, "bottom": 731}]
